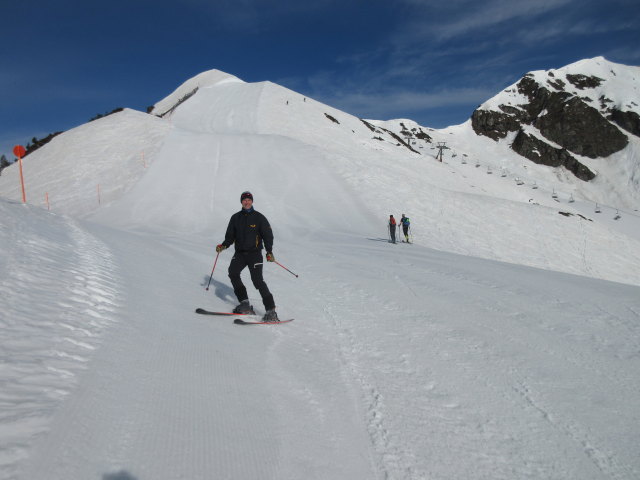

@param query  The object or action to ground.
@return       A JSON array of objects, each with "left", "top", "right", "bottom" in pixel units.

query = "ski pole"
[
  {"left": 274, "top": 260, "right": 299, "bottom": 278},
  {"left": 205, "top": 251, "right": 220, "bottom": 291}
]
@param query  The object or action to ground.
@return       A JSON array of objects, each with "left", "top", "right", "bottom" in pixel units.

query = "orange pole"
[
  {"left": 97, "top": 184, "right": 101, "bottom": 205},
  {"left": 18, "top": 156, "right": 26, "bottom": 203},
  {"left": 45, "top": 192, "right": 50, "bottom": 210}
]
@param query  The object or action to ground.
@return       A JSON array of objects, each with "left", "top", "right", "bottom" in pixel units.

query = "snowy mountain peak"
[
  {"left": 479, "top": 57, "right": 640, "bottom": 116},
  {"left": 471, "top": 56, "right": 640, "bottom": 190},
  {"left": 150, "top": 69, "right": 244, "bottom": 117},
  {"left": 555, "top": 56, "right": 639, "bottom": 83},
  {"left": 532, "top": 56, "right": 640, "bottom": 117}
]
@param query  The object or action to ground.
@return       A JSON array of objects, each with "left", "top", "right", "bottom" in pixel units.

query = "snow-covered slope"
[
  {"left": 2, "top": 193, "right": 640, "bottom": 480},
  {"left": 0, "top": 109, "right": 170, "bottom": 217},
  {"left": 168, "top": 77, "right": 412, "bottom": 158},
  {"left": 2, "top": 67, "right": 640, "bottom": 286},
  {"left": 150, "top": 69, "right": 243, "bottom": 117},
  {"left": 0, "top": 199, "right": 121, "bottom": 479},
  {"left": 1, "top": 63, "right": 640, "bottom": 479}
]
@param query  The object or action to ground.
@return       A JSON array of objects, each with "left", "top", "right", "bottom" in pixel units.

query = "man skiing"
[
  {"left": 400, "top": 214, "right": 411, "bottom": 243},
  {"left": 215, "top": 191, "right": 278, "bottom": 322},
  {"left": 389, "top": 215, "right": 397, "bottom": 243}
]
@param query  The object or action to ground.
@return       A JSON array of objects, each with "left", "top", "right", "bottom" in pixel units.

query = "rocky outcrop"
[
  {"left": 512, "top": 131, "right": 595, "bottom": 181},
  {"left": 153, "top": 87, "right": 199, "bottom": 118},
  {"left": 471, "top": 109, "right": 521, "bottom": 140},
  {"left": 471, "top": 66, "right": 632, "bottom": 181},
  {"left": 608, "top": 109, "right": 640, "bottom": 137},
  {"left": 535, "top": 96, "right": 628, "bottom": 158},
  {"left": 565, "top": 74, "right": 604, "bottom": 90}
]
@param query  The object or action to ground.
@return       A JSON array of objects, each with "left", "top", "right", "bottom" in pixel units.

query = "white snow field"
[{"left": 1, "top": 63, "right": 640, "bottom": 479}]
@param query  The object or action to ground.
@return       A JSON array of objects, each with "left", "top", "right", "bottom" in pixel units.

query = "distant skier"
[
  {"left": 389, "top": 215, "right": 397, "bottom": 243},
  {"left": 400, "top": 214, "right": 411, "bottom": 243},
  {"left": 215, "top": 191, "right": 278, "bottom": 322}
]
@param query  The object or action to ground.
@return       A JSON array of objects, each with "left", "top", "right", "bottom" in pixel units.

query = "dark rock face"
[
  {"left": 400, "top": 122, "right": 433, "bottom": 143},
  {"left": 470, "top": 110, "right": 520, "bottom": 140},
  {"left": 512, "top": 131, "right": 596, "bottom": 181},
  {"left": 565, "top": 74, "right": 604, "bottom": 90},
  {"left": 471, "top": 69, "right": 631, "bottom": 182},
  {"left": 535, "top": 96, "right": 628, "bottom": 158},
  {"left": 608, "top": 109, "right": 640, "bottom": 137}
]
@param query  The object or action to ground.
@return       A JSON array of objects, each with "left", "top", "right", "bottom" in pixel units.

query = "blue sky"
[{"left": 1, "top": 0, "right": 638, "bottom": 160}]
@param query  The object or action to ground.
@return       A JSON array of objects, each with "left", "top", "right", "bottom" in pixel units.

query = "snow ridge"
[{"left": 0, "top": 200, "right": 121, "bottom": 479}]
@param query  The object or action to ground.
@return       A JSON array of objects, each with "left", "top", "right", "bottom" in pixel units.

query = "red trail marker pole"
[{"left": 13, "top": 145, "right": 26, "bottom": 203}]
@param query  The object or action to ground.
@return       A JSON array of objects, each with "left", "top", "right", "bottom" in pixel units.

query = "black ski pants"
[
  {"left": 228, "top": 251, "right": 275, "bottom": 310},
  {"left": 389, "top": 224, "right": 396, "bottom": 243}
]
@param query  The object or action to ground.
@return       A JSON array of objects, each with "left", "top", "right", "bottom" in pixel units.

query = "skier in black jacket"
[{"left": 216, "top": 191, "right": 278, "bottom": 321}]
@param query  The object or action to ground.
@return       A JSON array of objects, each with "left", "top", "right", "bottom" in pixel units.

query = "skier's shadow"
[
  {"left": 201, "top": 275, "right": 236, "bottom": 303},
  {"left": 103, "top": 471, "right": 138, "bottom": 480},
  {"left": 367, "top": 237, "right": 393, "bottom": 243}
]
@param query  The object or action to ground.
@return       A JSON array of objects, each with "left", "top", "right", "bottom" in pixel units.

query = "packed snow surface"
[{"left": 1, "top": 62, "right": 640, "bottom": 479}]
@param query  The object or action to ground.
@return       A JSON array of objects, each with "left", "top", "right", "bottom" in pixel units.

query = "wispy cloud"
[
  {"left": 315, "top": 85, "right": 496, "bottom": 121},
  {"left": 428, "top": 0, "right": 575, "bottom": 41},
  {"left": 2, "top": 0, "right": 637, "bottom": 148},
  {"left": 602, "top": 46, "right": 640, "bottom": 64},
  {"left": 503, "top": 11, "right": 639, "bottom": 45},
  {"left": 302, "top": 0, "right": 640, "bottom": 119}
]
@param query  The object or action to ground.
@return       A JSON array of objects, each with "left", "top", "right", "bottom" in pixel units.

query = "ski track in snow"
[
  {"left": 2, "top": 204, "right": 640, "bottom": 480},
  {"left": 297, "top": 239, "right": 640, "bottom": 480},
  {"left": 14, "top": 226, "right": 385, "bottom": 480},
  {"left": 0, "top": 202, "right": 121, "bottom": 480}
]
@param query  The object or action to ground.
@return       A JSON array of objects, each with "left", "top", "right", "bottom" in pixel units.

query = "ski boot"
[
  {"left": 233, "top": 299, "right": 255, "bottom": 315},
  {"left": 262, "top": 309, "right": 279, "bottom": 323}
]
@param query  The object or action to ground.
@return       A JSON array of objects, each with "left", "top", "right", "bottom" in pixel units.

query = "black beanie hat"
[{"left": 240, "top": 191, "right": 253, "bottom": 202}]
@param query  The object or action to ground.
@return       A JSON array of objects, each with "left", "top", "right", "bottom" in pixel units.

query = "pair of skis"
[{"left": 195, "top": 308, "right": 293, "bottom": 325}]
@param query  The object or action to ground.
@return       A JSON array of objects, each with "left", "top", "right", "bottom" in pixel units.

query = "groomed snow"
[{"left": 1, "top": 63, "right": 639, "bottom": 479}]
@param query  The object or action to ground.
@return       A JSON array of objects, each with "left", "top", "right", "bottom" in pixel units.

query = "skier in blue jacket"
[{"left": 400, "top": 214, "right": 411, "bottom": 243}]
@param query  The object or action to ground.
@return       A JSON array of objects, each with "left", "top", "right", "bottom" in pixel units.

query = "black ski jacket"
[{"left": 222, "top": 209, "right": 274, "bottom": 253}]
